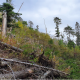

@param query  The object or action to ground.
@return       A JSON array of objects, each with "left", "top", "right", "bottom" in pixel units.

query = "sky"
[{"left": 0, "top": 0, "right": 80, "bottom": 43}]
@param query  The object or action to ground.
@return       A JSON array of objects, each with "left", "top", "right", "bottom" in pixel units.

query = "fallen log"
[
  {"left": 0, "top": 68, "right": 37, "bottom": 79},
  {"left": 0, "top": 41, "right": 23, "bottom": 52},
  {"left": 0, "top": 57, "right": 69, "bottom": 78}
]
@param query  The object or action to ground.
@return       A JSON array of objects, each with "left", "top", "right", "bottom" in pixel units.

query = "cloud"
[{"left": 1, "top": 0, "right": 80, "bottom": 41}]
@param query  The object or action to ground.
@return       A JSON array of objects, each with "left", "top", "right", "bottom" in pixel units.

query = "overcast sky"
[{"left": 1, "top": 0, "right": 80, "bottom": 42}]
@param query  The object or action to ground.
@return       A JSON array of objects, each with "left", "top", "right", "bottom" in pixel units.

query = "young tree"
[{"left": 53, "top": 17, "right": 61, "bottom": 39}]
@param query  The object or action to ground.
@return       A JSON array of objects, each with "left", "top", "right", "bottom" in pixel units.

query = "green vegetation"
[{"left": 0, "top": 1, "right": 80, "bottom": 79}]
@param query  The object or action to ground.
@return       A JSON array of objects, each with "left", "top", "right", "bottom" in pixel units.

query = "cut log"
[{"left": 0, "top": 41, "right": 23, "bottom": 52}]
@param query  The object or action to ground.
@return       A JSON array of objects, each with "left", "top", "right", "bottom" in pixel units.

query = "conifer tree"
[
  {"left": 0, "top": 3, "right": 22, "bottom": 28},
  {"left": 53, "top": 17, "right": 61, "bottom": 39}
]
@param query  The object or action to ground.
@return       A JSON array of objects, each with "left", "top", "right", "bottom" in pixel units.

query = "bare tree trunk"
[{"left": 2, "top": 12, "right": 7, "bottom": 38}]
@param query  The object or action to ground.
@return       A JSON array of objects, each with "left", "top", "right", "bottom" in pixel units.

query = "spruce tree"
[{"left": 53, "top": 17, "right": 61, "bottom": 39}]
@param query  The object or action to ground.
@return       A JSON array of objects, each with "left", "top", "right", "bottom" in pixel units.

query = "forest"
[{"left": 0, "top": 0, "right": 80, "bottom": 79}]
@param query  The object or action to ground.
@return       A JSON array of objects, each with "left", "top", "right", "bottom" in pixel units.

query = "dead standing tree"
[{"left": 2, "top": 12, "right": 7, "bottom": 38}]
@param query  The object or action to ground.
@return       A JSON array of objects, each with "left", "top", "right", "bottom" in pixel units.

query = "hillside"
[{"left": 0, "top": 24, "right": 79, "bottom": 79}]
